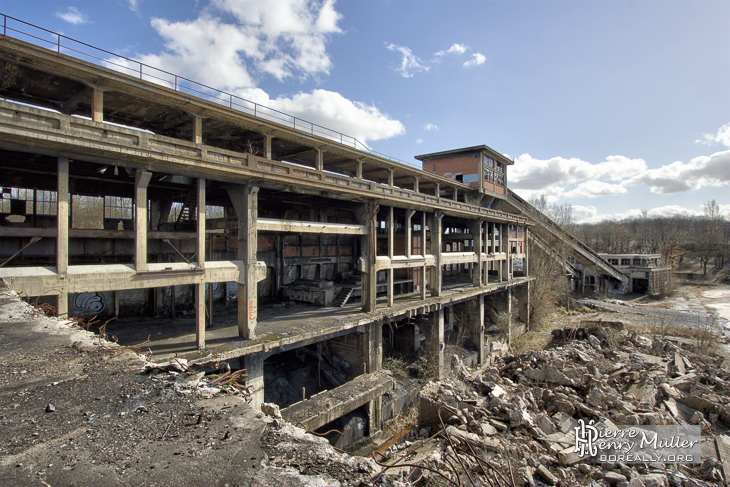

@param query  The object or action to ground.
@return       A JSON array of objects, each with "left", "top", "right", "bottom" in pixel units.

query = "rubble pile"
[{"left": 375, "top": 323, "right": 730, "bottom": 487}]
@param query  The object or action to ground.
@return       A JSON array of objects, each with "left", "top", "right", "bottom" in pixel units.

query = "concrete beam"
[
  {"left": 257, "top": 218, "right": 367, "bottom": 235},
  {"left": 280, "top": 371, "right": 394, "bottom": 432}
]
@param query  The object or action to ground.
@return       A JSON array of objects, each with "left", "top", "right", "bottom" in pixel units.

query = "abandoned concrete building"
[
  {"left": 592, "top": 253, "right": 672, "bottom": 295},
  {"left": 0, "top": 19, "right": 627, "bottom": 447}
]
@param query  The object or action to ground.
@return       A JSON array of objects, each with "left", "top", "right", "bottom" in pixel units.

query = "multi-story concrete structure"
[{"left": 0, "top": 18, "right": 532, "bottom": 442}]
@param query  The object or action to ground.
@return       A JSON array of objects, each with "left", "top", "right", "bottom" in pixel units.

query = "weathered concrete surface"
[{"left": 281, "top": 371, "right": 394, "bottom": 432}]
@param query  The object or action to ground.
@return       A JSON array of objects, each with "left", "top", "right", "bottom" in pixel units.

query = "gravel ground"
[{"left": 0, "top": 288, "right": 379, "bottom": 487}]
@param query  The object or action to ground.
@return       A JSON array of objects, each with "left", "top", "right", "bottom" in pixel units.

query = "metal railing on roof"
[{"left": 0, "top": 13, "right": 417, "bottom": 168}]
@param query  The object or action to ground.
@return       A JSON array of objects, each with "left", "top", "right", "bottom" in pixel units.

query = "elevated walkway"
[{"left": 505, "top": 190, "right": 627, "bottom": 284}]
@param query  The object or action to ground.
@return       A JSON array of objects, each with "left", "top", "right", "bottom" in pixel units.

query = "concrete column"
[
  {"left": 387, "top": 206, "right": 394, "bottom": 307},
  {"left": 413, "top": 177, "right": 419, "bottom": 193},
  {"left": 469, "top": 220, "right": 483, "bottom": 287},
  {"left": 483, "top": 222, "right": 489, "bottom": 284},
  {"left": 434, "top": 183, "right": 440, "bottom": 198},
  {"left": 208, "top": 283, "right": 214, "bottom": 328},
  {"left": 525, "top": 227, "right": 530, "bottom": 277},
  {"left": 405, "top": 209, "right": 415, "bottom": 258},
  {"left": 56, "top": 157, "right": 69, "bottom": 277},
  {"left": 421, "top": 212, "right": 427, "bottom": 299},
  {"left": 197, "top": 178, "right": 206, "bottom": 268},
  {"left": 315, "top": 148, "right": 324, "bottom": 171},
  {"left": 227, "top": 184, "right": 259, "bottom": 339},
  {"left": 245, "top": 353, "right": 265, "bottom": 412},
  {"left": 192, "top": 115, "right": 203, "bottom": 144},
  {"left": 92, "top": 87, "right": 103, "bottom": 122},
  {"left": 356, "top": 160, "right": 363, "bottom": 180},
  {"left": 357, "top": 202, "right": 378, "bottom": 312},
  {"left": 429, "top": 213, "right": 443, "bottom": 297},
  {"left": 467, "top": 297, "right": 485, "bottom": 364},
  {"left": 387, "top": 169, "right": 394, "bottom": 187},
  {"left": 363, "top": 321, "right": 382, "bottom": 376},
  {"left": 502, "top": 223, "right": 510, "bottom": 281},
  {"left": 516, "top": 282, "right": 530, "bottom": 329},
  {"left": 508, "top": 287, "right": 513, "bottom": 344},
  {"left": 264, "top": 134, "right": 272, "bottom": 160},
  {"left": 195, "top": 282, "right": 205, "bottom": 349},
  {"left": 134, "top": 170, "right": 152, "bottom": 272},
  {"left": 422, "top": 308, "right": 445, "bottom": 380},
  {"left": 453, "top": 188, "right": 458, "bottom": 201},
  {"left": 368, "top": 396, "right": 383, "bottom": 435}
]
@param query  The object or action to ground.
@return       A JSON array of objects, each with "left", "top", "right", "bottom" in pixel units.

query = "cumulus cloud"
[
  {"left": 105, "top": 1, "right": 404, "bottom": 145},
  {"left": 434, "top": 43, "right": 467, "bottom": 57},
  {"left": 510, "top": 154, "right": 647, "bottom": 190},
  {"left": 463, "top": 53, "right": 486, "bottom": 68},
  {"left": 695, "top": 122, "right": 730, "bottom": 147},
  {"left": 564, "top": 181, "right": 628, "bottom": 199},
  {"left": 424, "top": 123, "right": 438, "bottom": 131},
  {"left": 624, "top": 150, "right": 730, "bottom": 194},
  {"left": 56, "top": 7, "right": 89, "bottom": 25},
  {"left": 385, "top": 43, "right": 430, "bottom": 78}
]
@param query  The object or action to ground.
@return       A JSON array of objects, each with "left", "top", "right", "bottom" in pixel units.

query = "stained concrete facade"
[{"left": 0, "top": 27, "right": 532, "bottom": 436}]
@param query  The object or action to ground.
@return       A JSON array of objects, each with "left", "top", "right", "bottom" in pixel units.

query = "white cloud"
[
  {"left": 56, "top": 7, "right": 89, "bottom": 25},
  {"left": 564, "top": 181, "right": 628, "bottom": 199},
  {"left": 695, "top": 122, "right": 730, "bottom": 147},
  {"left": 463, "top": 53, "right": 486, "bottom": 68},
  {"left": 624, "top": 149, "right": 730, "bottom": 194},
  {"left": 128, "top": 0, "right": 141, "bottom": 16},
  {"left": 424, "top": 123, "right": 438, "bottom": 131},
  {"left": 512, "top": 186, "right": 565, "bottom": 205},
  {"left": 104, "top": 1, "right": 403, "bottom": 145},
  {"left": 434, "top": 43, "right": 467, "bottom": 57},
  {"left": 510, "top": 154, "right": 647, "bottom": 190},
  {"left": 385, "top": 43, "right": 430, "bottom": 78},
  {"left": 416, "top": 138, "right": 423, "bottom": 144}
]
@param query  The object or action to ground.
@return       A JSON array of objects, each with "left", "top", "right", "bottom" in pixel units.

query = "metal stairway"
[{"left": 505, "top": 190, "right": 627, "bottom": 285}]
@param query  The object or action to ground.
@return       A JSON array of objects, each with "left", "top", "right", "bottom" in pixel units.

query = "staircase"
[
  {"left": 173, "top": 189, "right": 196, "bottom": 229},
  {"left": 505, "top": 189, "right": 627, "bottom": 285},
  {"left": 333, "top": 287, "right": 354, "bottom": 307}
]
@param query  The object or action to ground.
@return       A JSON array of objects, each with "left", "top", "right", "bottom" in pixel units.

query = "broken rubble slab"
[
  {"left": 524, "top": 365, "right": 577, "bottom": 387},
  {"left": 535, "top": 464, "right": 559, "bottom": 485},
  {"left": 626, "top": 379, "right": 657, "bottom": 408}
]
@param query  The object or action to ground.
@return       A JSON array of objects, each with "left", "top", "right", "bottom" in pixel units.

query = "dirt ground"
[{"left": 0, "top": 288, "right": 378, "bottom": 487}]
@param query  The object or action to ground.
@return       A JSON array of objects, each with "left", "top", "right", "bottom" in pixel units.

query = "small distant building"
[{"left": 588, "top": 253, "right": 672, "bottom": 295}]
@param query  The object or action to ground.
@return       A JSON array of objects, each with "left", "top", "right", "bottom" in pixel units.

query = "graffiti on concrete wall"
[{"left": 73, "top": 292, "right": 105, "bottom": 314}]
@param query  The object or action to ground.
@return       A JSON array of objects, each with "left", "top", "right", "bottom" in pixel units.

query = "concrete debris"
[{"left": 377, "top": 324, "right": 730, "bottom": 487}]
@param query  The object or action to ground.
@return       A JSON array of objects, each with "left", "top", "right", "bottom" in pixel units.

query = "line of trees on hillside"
[{"left": 572, "top": 200, "right": 729, "bottom": 276}]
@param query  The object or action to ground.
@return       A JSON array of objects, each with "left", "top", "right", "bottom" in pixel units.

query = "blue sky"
[{"left": 2, "top": 0, "right": 728, "bottom": 223}]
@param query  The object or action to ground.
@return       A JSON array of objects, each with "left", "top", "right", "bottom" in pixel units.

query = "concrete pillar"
[
  {"left": 387, "top": 206, "right": 394, "bottom": 307},
  {"left": 227, "top": 184, "right": 259, "bottom": 339},
  {"left": 315, "top": 148, "right": 324, "bottom": 171},
  {"left": 367, "top": 322, "right": 382, "bottom": 373},
  {"left": 196, "top": 178, "right": 207, "bottom": 348},
  {"left": 467, "top": 297, "right": 485, "bottom": 364},
  {"left": 516, "top": 282, "right": 530, "bottom": 328},
  {"left": 429, "top": 213, "right": 443, "bottom": 297},
  {"left": 413, "top": 177, "right": 419, "bottom": 193},
  {"left": 195, "top": 282, "right": 205, "bottom": 349},
  {"left": 469, "top": 220, "right": 483, "bottom": 287},
  {"left": 208, "top": 283, "right": 214, "bottom": 328},
  {"left": 387, "top": 169, "right": 394, "bottom": 187},
  {"left": 421, "top": 308, "right": 445, "bottom": 380},
  {"left": 501, "top": 223, "right": 510, "bottom": 281},
  {"left": 356, "top": 160, "right": 362, "bottom": 180},
  {"left": 264, "top": 134, "right": 272, "bottom": 160},
  {"left": 134, "top": 170, "right": 152, "bottom": 272},
  {"left": 405, "top": 209, "right": 415, "bottom": 258},
  {"left": 368, "top": 396, "right": 383, "bottom": 435},
  {"left": 483, "top": 222, "right": 489, "bottom": 284},
  {"left": 525, "top": 228, "right": 530, "bottom": 277},
  {"left": 245, "top": 353, "right": 265, "bottom": 412},
  {"left": 421, "top": 212, "right": 427, "bottom": 299},
  {"left": 192, "top": 115, "right": 202, "bottom": 144},
  {"left": 91, "top": 87, "right": 103, "bottom": 122},
  {"left": 357, "top": 202, "right": 378, "bottom": 312},
  {"left": 434, "top": 183, "right": 440, "bottom": 198},
  {"left": 508, "top": 287, "right": 513, "bottom": 344},
  {"left": 56, "top": 157, "right": 69, "bottom": 277}
]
